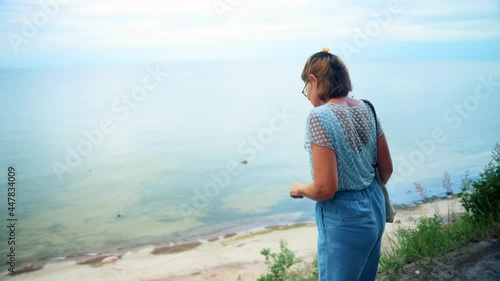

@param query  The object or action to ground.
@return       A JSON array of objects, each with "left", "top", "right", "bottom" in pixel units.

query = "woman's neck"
[
  {"left": 325, "top": 97, "right": 359, "bottom": 107},
  {"left": 325, "top": 97, "right": 348, "bottom": 105}
]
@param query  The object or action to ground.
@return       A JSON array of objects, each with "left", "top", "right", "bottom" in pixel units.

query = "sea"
[{"left": 0, "top": 59, "right": 499, "bottom": 265}]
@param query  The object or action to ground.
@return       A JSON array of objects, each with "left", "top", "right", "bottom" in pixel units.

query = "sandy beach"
[{"left": 3, "top": 198, "right": 465, "bottom": 281}]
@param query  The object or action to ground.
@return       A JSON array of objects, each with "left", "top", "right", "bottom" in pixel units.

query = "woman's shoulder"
[
  {"left": 309, "top": 104, "right": 332, "bottom": 116},
  {"left": 307, "top": 105, "right": 337, "bottom": 127}
]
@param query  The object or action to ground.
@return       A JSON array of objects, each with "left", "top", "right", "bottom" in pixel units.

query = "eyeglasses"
[{"left": 301, "top": 82, "right": 308, "bottom": 97}]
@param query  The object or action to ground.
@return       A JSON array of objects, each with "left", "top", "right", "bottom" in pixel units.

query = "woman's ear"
[{"left": 309, "top": 74, "right": 318, "bottom": 85}]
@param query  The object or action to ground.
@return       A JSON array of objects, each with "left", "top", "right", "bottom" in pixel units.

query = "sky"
[{"left": 0, "top": 0, "right": 499, "bottom": 67}]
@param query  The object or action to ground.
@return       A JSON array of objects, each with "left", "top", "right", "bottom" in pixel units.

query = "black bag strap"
[
  {"left": 361, "top": 99, "right": 378, "bottom": 134},
  {"left": 361, "top": 99, "right": 378, "bottom": 168}
]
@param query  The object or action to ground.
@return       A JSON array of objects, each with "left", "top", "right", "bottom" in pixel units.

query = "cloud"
[
  {"left": 0, "top": 0, "right": 499, "bottom": 64},
  {"left": 386, "top": 18, "right": 500, "bottom": 41},
  {"left": 402, "top": 0, "right": 500, "bottom": 17},
  {"left": 77, "top": 0, "right": 211, "bottom": 17},
  {"left": 385, "top": 0, "right": 500, "bottom": 41}
]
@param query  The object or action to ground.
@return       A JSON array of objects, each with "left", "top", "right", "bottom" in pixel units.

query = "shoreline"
[
  {"left": 2, "top": 223, "right": 318, "bottom": 281},
  {"left": 1, "top": 220, "right": 316, "bottom": 278},
  {"left": 2, "top": 197, "right": 465, "bottom": 280},
  {"left": 1, "top": 212, "right": 313, "bottom": 267}
]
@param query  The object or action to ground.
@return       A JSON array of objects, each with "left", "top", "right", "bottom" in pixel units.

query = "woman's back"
[{"left": 305, "top": 99, "right": 383, "bottom": 192}]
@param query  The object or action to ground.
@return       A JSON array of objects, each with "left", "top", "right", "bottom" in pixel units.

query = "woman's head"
[{"left": 301, "top": 49, "right": 352, "bottom": 105}]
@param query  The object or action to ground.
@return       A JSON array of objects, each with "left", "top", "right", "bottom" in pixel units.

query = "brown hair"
[{"left": 301, "top": 51, "right": 352, "bottom": 101}]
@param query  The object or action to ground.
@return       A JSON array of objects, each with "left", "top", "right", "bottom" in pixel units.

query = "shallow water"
[{"left": 0, "top": 60, "right": 499, "bottom": 263}]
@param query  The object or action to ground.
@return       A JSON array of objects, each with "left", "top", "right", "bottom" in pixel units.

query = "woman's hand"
[{"left": 290, "top": 183, "right": 304, "bottom": 199}]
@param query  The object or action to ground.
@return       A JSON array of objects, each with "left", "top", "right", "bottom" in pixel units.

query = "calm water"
[{"left": 0, "top": 60, "right": 499, "bottom": 263}]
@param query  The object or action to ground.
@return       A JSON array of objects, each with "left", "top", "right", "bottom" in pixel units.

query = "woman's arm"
[
  {"left": 376, "top": 133, "right": 393, "bottom": 184},
  {"left": 290, "top": 143, "right": 338, "bottom": 201}
]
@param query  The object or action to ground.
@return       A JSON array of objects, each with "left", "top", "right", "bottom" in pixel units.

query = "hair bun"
[{"left": 321, "top": 47, "right": 330, "bottom": 53}]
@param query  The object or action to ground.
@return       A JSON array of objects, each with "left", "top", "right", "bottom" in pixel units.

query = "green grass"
[
  {"left": 378, "top": 144, "right": 500, "bottom": 280},
  {"left": 379, "top": 211, "right": 500, "bottom": 278}
]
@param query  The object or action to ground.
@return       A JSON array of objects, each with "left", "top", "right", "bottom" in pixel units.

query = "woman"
[{"left": 290, "top": 48, "right": 393, "bottom": 281}]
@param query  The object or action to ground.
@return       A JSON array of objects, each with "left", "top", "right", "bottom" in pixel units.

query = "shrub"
[
  {"left": 258, "top": 240, "right": 317, "bottom": 281},
  {"left": 379, "top": 144, "right": 500, "bottom": 279},
  {"left": 460, "top": 143, "right": 500, "bottom": 219}
]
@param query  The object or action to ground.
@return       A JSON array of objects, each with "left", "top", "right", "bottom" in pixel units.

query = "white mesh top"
[{"left": 304, "top": 101, "right": 384, "bottom": 192}]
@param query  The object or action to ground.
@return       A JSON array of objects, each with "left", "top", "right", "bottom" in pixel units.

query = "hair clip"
[{"left": 321, "top": 47, "right": 330, "bottom": 53}]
